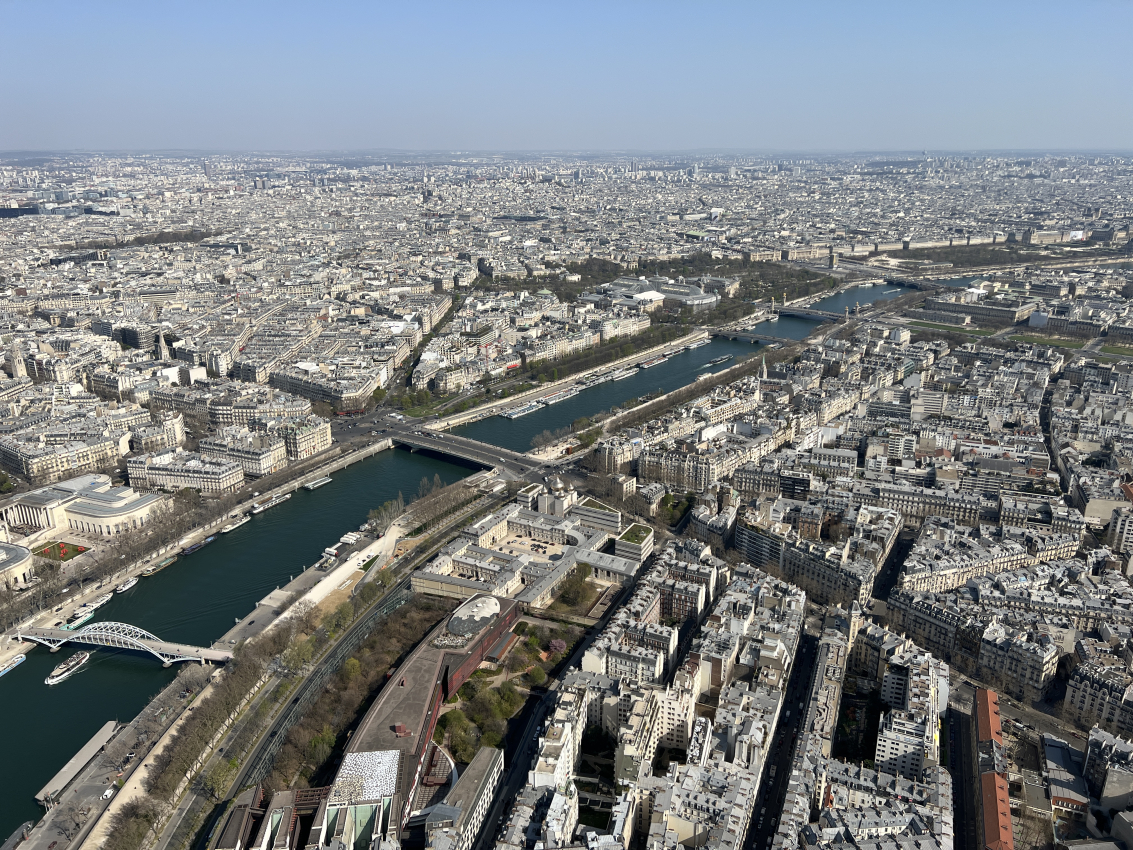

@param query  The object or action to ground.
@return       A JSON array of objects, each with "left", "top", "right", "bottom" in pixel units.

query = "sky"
[{"left": 1, "top": 0, "right": 1131, "bottom": 153}]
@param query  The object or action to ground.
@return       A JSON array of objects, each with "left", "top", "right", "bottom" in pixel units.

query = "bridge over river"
[
  {"left": 389, "top": 425, "right": 542, "bottom": 472},
  {"left": 18, "top": 621, "right": 234, "bottom": 666}
]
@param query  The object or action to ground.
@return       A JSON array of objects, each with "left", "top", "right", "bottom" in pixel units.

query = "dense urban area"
[{"left": 2, "top": 151, "right": 1133, "bottom": 850}]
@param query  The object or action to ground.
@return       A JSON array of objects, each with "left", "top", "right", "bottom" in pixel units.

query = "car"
[{"left": 101, "top": 787, "right": 116, "bottom": 800}]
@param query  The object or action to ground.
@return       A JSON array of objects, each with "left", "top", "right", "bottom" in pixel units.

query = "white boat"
[
  {"left": 251, "top": 493, "right": 291, "bottom": 515},
  {"left": 45, "top": 651, "right": 90, "bottom": 685},
  {"left": 768, "top": 315, "right": 779, "bottom": 322},
  {"left": 501, "top": 401, "right": 545, "bottom": 419},
  {"left": 116, "top": 578, "right": 138, "bottom": 594},
  {"left": 62, "top": 609, "right": 94, "bottom": 630},
  {"left": 304, "top": 476, "right": 333, "bottom": 491},
  {"left": 857, "top": 282, "right": 875, "bottom": 288},
  {"left": 221, "top": 515, "right": 251, "bottom": 533},
  {"left": 0, "top": 654, "right": 26, "bottom": 679},
  {"left": 88, "top": 593, "right": 113, "bottom": 611},
  {"left": 611, "top": 368, "right": 639, "bottom": 381},
  {"left": 687, "top": 339, "right": 710, "bottom": 349},
  {"left": 639, "top": 355, "right": 668, "bottom": 369},
  {"left": 541, "top": 387, "right": 580, "bottom": 405}
]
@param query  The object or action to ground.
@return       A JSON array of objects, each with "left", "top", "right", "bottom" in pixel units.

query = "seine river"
[
  {"left": 0, "top": 449, "right": 475, "bottom": 838},
  {"left": 0, "top": 281, "right": 915, "bottom": 835}
]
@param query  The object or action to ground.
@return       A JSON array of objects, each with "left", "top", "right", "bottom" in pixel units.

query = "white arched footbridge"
[{"left": 17, "top": 621, "right": 234, "bottom": 666}]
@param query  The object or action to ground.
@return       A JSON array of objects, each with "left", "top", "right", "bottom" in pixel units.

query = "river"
[
  {"left": 807, "top": 281, "right": 916, "bottom": 315},
  {"left": 0, "top": 448, "right": 476, "bottom": 838},
  {"left": 453, "top": 328, "right": 820, "bottom": 453}
]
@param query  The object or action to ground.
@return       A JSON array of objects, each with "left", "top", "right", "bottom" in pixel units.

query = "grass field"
[
  {"left": 907, "top": 321, "right": 995, "bottom": 336},
  {"left": 36, "top": 541, "right": 87, "bottom": 561},
  {"left": 1010, "top": 335, "right": 1086, "bottom": 349},
  {"left": 1101, "top": 345, "right": 1133, "bottom": 357}
]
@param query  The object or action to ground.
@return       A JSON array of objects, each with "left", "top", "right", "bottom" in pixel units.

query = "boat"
[
  {"left": 182, "top": 535, "right": 217, "bottom": 555},
  {"left": 541, "top": 387, "right": 580, "bottom": 405},
  {"left": 62, "top": 609, "right": 94, "bottom": 630},
  {"left": 707, "top": 355, "right": 733, "bottom": 366},
  {"left": 768, "top": 315, "right": 779, "bottom": 322},
  {"left": 45, "top": 651, "right": 90, "bottom": 685},
  {"left": 142, "top": 555, "right": 177, "bottom": 577},
  {"left": 857, "top": 282, "right": 875, "bottom": 288},
  {"left": 687, "top": 339, "right": 710, "bottom": 349},
  {"left": 251, "top": 493, "right": 291, "bottom": 515},
  {"left": 0, "top": 654, "right": 26, "bottom": 679},
  {"left": 639, "top": 356, "right": 668, "bottom": 369},
  {"left": 220, "top": 515, "right": 251, "bottom": 533},
  {"left": 116, "top": 578, "right": 138, "bottom": 594},
  {"left": 697, "top": 372, "right": 713, "bottom": 381},
  {"left": 610, "top": 367, "right": 639, "bottom": 381},
  {"left": 88, "top": 593, "right": 113, "bottom": 611},
  {"left": 304, "top": 476, "right": 333, "bottom": 491},
  {"left": 883, "top": 288, "right": 902, "bottom": 294},
  {"left": 500, "top": 401, "right": 545, "bottom": 419}
]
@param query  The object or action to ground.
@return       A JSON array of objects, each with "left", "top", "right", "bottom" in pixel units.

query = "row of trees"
[{"left": 260, "top": 596, "right": 456, "bottom": 792}]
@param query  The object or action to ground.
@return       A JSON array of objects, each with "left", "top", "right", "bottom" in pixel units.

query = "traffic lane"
[{"left": 745, "top": 635, "right": 818, "bottom": 850}]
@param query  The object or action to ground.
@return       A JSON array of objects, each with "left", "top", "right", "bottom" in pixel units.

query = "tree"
[
  {"left": 527, "top": 666, "right": 547, "bottom": 686},
  {"left": 308, "top": 724, "right": 336, "bottom": 766},
  {"left": 341, "top": 657, "right": 361, "bottom": 683},
  {"left": 358, "top": 582, "right": 380, "bottom": 606},
  {"left": 201, "top": 757, "right": 238, "bottom": 801}
]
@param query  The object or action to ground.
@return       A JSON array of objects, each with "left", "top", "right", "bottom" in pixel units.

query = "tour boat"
[
  {"left": 501, "top": 401, "right": 544, "bottom": 419},
  {"left": 62, "top": 609, "right": 94, "bottom": 630},
  {"left": 251, "top": 493, "right": 291, "bottom": 515},
  {"left": 45, "top": 651, "right": 90, "bottom": 685},
  {"left": 540, "top": 387, "right": 580, "bottom": 405},
  {"left": 220, "top": 516, "right": 251, "bottom": 533},
  {"left": 304, "top": 476, "right": 333, "bottom": 491},
  {"left": 116, "top": 577, "right": 138, "bottom": 594},
  {"left": 0, "top": 654, "right": 26, "bottom": 680}
]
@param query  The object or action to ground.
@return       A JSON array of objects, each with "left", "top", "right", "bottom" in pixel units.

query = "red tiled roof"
[
  {"left": 981, "top": 772, "right": 1014, "bottom": 850},
  {"left": 975, "top": 687, "right": 1003, "bottom": 746}
]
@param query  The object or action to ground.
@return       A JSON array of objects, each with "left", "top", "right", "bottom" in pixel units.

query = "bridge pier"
[{"left": 163, "top": 661, "right": 171, "bottom": 668}]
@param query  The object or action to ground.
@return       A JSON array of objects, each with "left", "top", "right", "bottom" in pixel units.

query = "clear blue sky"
[{"left": 2, "top": 0, "right": 1130, "bottom": 153}]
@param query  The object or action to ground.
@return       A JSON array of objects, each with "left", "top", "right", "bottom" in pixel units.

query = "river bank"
[{"left": 0, "top": 446, "right": 478, "bottom": 841}]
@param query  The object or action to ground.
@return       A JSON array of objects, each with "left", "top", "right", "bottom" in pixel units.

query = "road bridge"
[
  {"left": 710, "top": 330, "right": 802, "bottom": 345},
  {"left": 389, "top": 427, "right": 541, "bottom": 473},
  {"left": 778, "top": 306, "right": 844, "bottom": 321},
  {"left": 17, "top": 621, "right": 234, "bottom": 666}
]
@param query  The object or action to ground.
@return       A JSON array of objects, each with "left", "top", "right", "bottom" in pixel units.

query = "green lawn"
[
  {"left": 908, "top": 321, "right": 995, "bottom": 336},
  {"left": 1101, "top": 345, "right": 1133, "bottom": 357},
  {"left": 36, "top": 541, "right": 88, "bottom": 561},
  {"left": 1009, "top": 335, "right": 1086, "bottom": 349}
]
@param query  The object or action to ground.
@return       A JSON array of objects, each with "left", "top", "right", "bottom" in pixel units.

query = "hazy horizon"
[{"left": 3, "top": 0, "right": 1130, "bottom": 153}]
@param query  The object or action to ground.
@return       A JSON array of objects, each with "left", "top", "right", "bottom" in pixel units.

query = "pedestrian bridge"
[{"left": 17, "top": 621, "right": 234, "bottom": 666}]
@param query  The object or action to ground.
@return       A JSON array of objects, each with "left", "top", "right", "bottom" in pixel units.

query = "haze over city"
[{"left": 3, "top": 0, "right": 1132, "bottom": 153}]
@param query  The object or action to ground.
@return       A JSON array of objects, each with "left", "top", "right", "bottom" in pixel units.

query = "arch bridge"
[{"left": 17, "top": 621, "right": 234, "bottom": 666}]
